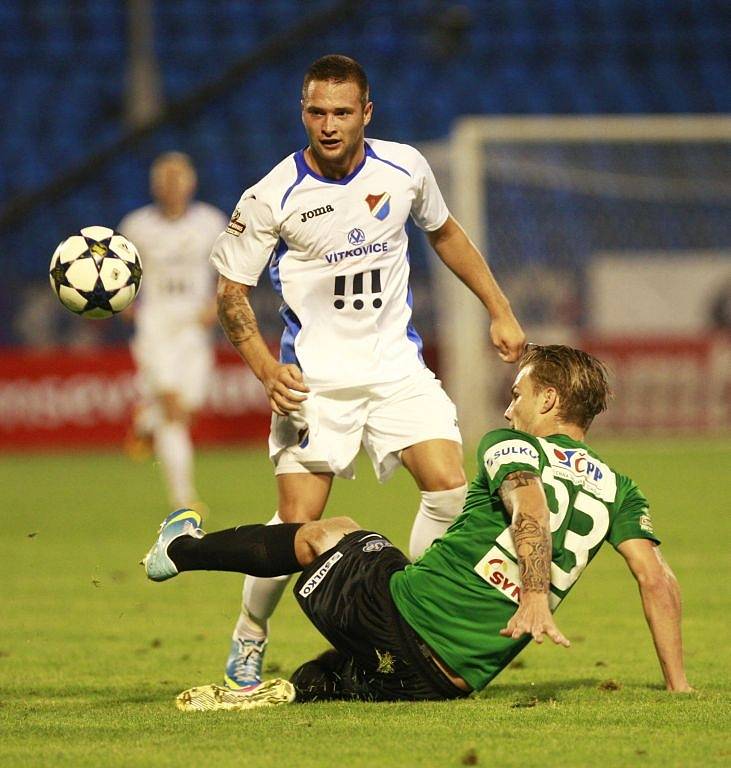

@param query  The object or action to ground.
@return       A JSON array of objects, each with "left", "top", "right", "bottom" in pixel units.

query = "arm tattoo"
[
  {"left": 498, "top": 470, "right": 539, "bottom": 516},
  {"left": 499, "top": 470, "right": 552, "bottom": 593},
  {"left": 217, "top": 279, "right": 260, "bottom": 348},
  {"left": 512, "top": 514, "right": 552, "bottom": 593}
]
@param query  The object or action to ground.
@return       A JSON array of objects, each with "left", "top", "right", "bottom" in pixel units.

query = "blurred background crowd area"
[{"left": 0, "top": 0, "right": 729, "bottom": 443}]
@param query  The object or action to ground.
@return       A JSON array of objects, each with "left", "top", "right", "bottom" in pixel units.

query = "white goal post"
[{"left": 432, "top": 115, "right": 731, "bottom": 444}]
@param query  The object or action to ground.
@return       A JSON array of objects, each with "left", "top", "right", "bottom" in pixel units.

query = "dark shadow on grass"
[
  {"left": 39, "top": 678, "right": 671, "bottom": 710},
  {"left": 477, "top": 677, "right": 602, "bottom": 701}
]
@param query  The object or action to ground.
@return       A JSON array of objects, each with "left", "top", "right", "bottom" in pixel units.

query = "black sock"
[{"left": 167, "top": 523, "right": 304, "bottom": 577}]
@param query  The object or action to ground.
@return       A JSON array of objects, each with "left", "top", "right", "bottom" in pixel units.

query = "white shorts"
[
  {"left": 269, "top": 368, "right": 462, "bottom": 482},
  {"left": 131, "top": 326, "right": 214, "bottom": 411}
]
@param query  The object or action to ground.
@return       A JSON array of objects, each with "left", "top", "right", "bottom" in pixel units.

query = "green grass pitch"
[{"left": 1, "top": 439, "right": 729, "bottom": 767}]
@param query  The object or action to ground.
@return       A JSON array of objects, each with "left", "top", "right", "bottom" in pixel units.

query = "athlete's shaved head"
[
  {"left": 303, "top": 55, "right": 370, "bottom": 108},
  {"left": 518, "top": 345, "right": 611, "bottom": 431}
]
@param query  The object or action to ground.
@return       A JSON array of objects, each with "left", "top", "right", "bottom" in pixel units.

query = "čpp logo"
[
  {"left": 554, "top": 448, "right": 583, "bottom": 470},
  {"left": 348, "top": 228, "right": 366, "bottom": 245},
  {"left": 553, "top": 447, "right": 604, "bottom": 483}
]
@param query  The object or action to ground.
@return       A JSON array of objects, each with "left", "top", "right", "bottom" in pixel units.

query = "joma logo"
[{"left": 301, "top": 204, "right": 334, "bottom": 223}]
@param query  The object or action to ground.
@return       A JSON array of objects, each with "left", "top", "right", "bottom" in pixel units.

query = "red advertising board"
[
  {"left": 0, "top": 346, "right": 271, "bottom": 449},
  {"left": 3, "top": 337, "right": 725, "bottom": 449},
  {"left": 581, "top": 335, "right": 730, "bottom": 433}
]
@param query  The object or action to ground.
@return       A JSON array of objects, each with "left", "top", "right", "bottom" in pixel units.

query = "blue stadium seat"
[{"left": 2, "top": 0, "right": 730, "bottom": 341}]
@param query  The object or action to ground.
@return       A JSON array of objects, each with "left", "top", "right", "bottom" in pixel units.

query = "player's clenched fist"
[{"left": 490, "top": 312, "right": 526, "bottom": 363}]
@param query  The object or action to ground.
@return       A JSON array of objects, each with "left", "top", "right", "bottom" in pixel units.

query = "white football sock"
[
  {"left": 153, "top": 420, "right": 196, "bottom": 507},
  {"left": 234, "top": 512, "right": 292, "bottom": 641},
  {"left": 408, "top": 484, "right": 468, "bottom": 560}
]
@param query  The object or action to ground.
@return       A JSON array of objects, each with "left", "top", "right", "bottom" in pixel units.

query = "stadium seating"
[{"left": 0, "top": 0, "right": 729, "bottom": 343}]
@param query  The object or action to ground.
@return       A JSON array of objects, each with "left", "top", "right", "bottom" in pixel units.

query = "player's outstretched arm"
[
  {"left": 617, "top": 539, "right": 693, "bottom": 692},
  {"left": 217, "top": 275, "right": 308, "bottom": 415},
  {"left": 426, "top": 215, "right": 526, "bottom": 362},
  {"left": 498, "top": 471, "right": 570, "bottom": 647}
]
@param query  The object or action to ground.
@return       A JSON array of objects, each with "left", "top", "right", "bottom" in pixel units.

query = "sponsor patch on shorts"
[
  {"left": 298, "top": 551, "right": 343, "bottom": 598},
  {"left": 363, "top": 539, "right": 393, "bottom": 553}
]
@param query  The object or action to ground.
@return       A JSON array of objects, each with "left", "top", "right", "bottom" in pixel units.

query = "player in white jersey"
[
  {"left": 119, "top": 152, "right": 227, "bottom": 509},
  {"left": 210, "top": 55, "right": 526, "bottom": 689}
]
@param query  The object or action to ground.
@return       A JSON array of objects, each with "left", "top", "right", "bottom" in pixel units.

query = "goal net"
[{"left": 427, "top": 116, "right": 731, "bottom": 443}]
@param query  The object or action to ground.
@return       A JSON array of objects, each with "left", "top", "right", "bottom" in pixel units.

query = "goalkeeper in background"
[{"left": 142, "top": 344, "right": 692, "bottom": 708}]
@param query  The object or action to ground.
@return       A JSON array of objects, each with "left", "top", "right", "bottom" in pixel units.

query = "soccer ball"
[{"left": 49, "top": 226, "right": 142, "bottom": 318}]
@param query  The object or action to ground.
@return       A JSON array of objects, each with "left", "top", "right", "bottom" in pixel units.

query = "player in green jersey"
[{"left": 143, "top": 344, "right": 692, "bottom": 709}]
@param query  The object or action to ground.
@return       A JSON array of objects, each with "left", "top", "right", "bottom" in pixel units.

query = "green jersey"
[{"left": 389, "top": 428, "right": 659, "bottom": 691}]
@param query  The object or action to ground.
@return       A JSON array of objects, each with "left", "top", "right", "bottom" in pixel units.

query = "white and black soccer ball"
[{"left": 49, "top": 226, "right": 142, "bottom": 318}]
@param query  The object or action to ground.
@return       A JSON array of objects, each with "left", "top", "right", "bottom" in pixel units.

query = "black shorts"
[{"left": 293, "top": 530, "right": 468, "bottom": 702}]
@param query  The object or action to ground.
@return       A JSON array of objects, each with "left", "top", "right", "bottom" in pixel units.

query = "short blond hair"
[
  {"left": 519, "top": 344, "right": 611, "bottom": 430},
  {"left": 151, "top": 151, "right": 195, "bottom": 174}
]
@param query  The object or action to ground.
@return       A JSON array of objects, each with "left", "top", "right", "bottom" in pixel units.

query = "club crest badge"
[{"left": 365, "top": 192, "right": 390, "bottom": 221}]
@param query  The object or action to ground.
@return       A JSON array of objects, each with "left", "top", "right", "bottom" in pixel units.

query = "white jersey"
[
  {"left": 210, "top": 139, "right": 449, "bottom": 389},
  {"left": 119, "top": 202, "right": 227, "bottom": 337}
]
